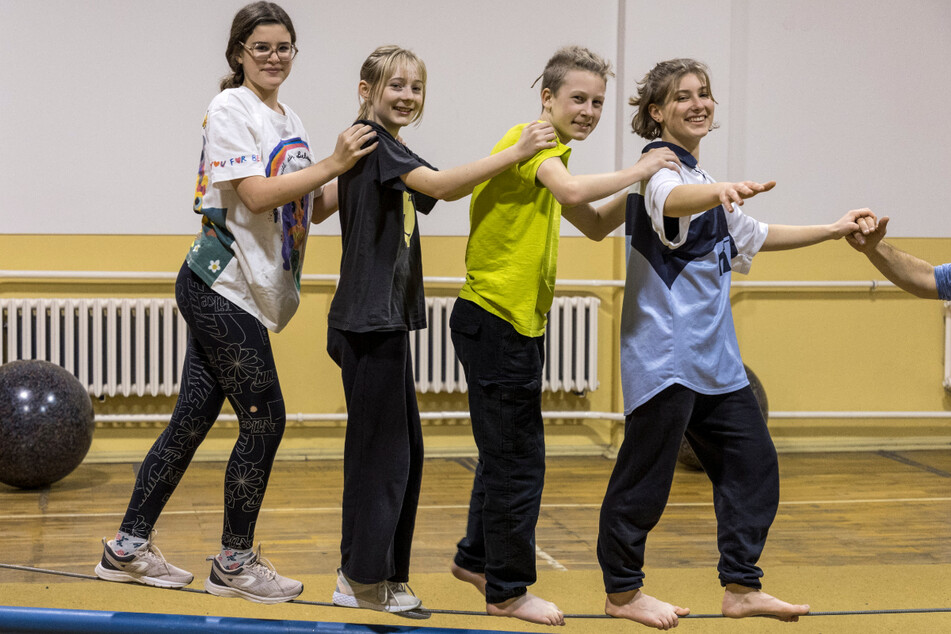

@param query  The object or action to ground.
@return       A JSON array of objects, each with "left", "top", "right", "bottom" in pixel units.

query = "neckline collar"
[{"left": 642, "top": 141, "right": 697, "bottom": 169}]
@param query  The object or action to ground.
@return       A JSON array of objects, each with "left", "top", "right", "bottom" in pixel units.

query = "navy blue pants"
[
  {"left": 450, "top": 299, "right": 546, "bottom": 604},
  {"left": 598, "top": 383, "right": 779, "bottom": 592},
  {"left": 327, "top": 328, "right": 424, "bottom": 585},
  {"left": 120, "top": 263, "right": 286, "bottom": 550}
]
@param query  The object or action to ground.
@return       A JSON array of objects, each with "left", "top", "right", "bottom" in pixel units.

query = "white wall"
[{"left": 1, "top": 0, "right": 949, "bottom": 237}]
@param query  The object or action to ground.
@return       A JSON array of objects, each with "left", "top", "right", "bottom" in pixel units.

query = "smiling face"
[
  {"left": 650, "top": 72, "right": 714, "bottom": 156},
  {"left": 360, "top": 65, "right": 424, "bottom": 137},
  {"left": 239, "top": 23, "right": 294, "bottom": 104},
  {"left": 541, "top": 69, "right": 606, "bottom": 144}
]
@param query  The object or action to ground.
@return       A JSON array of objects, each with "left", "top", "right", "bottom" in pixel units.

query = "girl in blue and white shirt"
[{"left": 598, "top": 58, "right": 876, "bottom": 629}]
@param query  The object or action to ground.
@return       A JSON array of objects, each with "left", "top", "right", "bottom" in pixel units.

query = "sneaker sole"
[
  {"left": 204, "top": 577, "right": 303, "bottom": 605},
  {"left": 332, "top": 590, "right": 421, "bottom": 613},
  {"left": 95, "top": 562, "right": 193, "bottom": 589}
]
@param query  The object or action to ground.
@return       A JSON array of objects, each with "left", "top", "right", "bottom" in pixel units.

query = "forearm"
[
  {"left": 235, "top": 156, "right": 346, "bottom": 214},
  {"left": 760, "top": 224, "right": 836, "bottom": 251},
  {"left": 562, "top": 194, "right": 627, "bottom": 241},
  {"left": 663, "top": 184, "right": 726, "bottom": 218},
  {"left": 404, "top": 146, "right": 526, "bottom": 201},
  {"left": 545, "top": 166, "right": 646, "bottom": 208},
  {"left": 311, "top": 180, "right": 339, "bottom": 225},
  {"left": 866, "top": 241, "right": 939, "bottom": 298}
]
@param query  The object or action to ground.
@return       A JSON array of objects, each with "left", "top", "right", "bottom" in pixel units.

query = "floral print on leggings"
[{"left": 119, "top": 264, "right": 286, "bottom": 549}]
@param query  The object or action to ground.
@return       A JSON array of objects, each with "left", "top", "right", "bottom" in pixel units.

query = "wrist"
[
  {"left": 508, "top": 145, "right": 532, "bottom": 162},
  {"left": 325, "top": 154, "right": 345, "bottom": 177}
]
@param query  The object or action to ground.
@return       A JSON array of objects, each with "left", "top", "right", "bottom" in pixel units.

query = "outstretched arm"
[
  {"left": 234, "top": 124, "right": 377, "bottom": 214},
  {"left": 537, "top": 146, "right": 681, "bottom": 209},
  {"left": 845, "top": 217, "right": 939, "bottom": 298},
  {"left": 761, "top": 208, "right": 877, "bottom": 251},
  {"left": 663, "top": 180, "right": 775, "bottom": 218},
  {"left": 400, "top": 121, "right": 557, "bottom": 201}
]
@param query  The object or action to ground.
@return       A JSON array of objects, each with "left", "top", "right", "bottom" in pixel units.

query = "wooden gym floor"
[{"left": 1, "top": 450, "right": 950, "bottom": 632}]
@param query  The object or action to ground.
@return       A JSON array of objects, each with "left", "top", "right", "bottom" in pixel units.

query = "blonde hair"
[
  {"left": 533, "top": 46, "right": 614, "bottom": 96},
  {"left": 630, "top": 58, "right": 717, "bottom": 140},
  {"left": 357, "top": 45, "right": 427, "bottom": 125}
]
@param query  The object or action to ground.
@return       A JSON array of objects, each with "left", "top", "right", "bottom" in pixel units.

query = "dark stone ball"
[
  {"left": 0, "top": 360, "right": 95, "bottom": 489},
  {"left": 678, "top": 364, "right": 769, "bottom": 471}
]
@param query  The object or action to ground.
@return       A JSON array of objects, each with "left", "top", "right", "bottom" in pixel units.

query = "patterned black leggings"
[{"left": 119, "top": 263, "right": 286, "bottom": 550}]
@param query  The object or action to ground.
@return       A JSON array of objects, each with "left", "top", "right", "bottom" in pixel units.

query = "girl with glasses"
[{"left": 94, "top": 1, "right": 376, "bottom": 604}]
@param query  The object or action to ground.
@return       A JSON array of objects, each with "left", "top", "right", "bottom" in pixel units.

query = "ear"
[
  {"left": 358, "top": 80, "right": 371, "bottom": 102},
  {"left": 648, "top": 103, "right": 663, "bottom": 124},
  {"left": 541, "top": 87, "right": 553, "bottom": 112}
]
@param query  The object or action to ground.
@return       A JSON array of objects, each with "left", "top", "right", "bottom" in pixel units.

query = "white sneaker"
[
  {"left": 332, "top": 568, "right": 422, "bottom": 613},
  {"left": 94, "top": 532, "right": 193, "bottom": 588},
  {"left": 203, "top": 545, "right": 303, "bottom": 604}
]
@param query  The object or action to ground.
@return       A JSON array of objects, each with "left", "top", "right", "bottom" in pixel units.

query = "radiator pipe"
[
  {"left": 0, "top": 270, "right": 898, "bottom": 290},
  {"left": 93, "top": 410, "right": 951, "bottom": 425}
]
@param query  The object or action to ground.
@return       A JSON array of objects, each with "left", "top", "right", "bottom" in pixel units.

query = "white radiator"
[
  {"left": 411, "top": 296, "right": 599, "bottom": 394},
  {"left": 0, "top": 298, "right": 188, "bottom": 398}
]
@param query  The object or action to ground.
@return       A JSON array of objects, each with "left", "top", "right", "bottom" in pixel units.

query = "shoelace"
[
  {"left": 245, "top": 546, "right": 278, "bottom": 581},
  {"left": 385, "top": 580, "right": 418, "bottom": 605},
  {"left": 137, "top": 531, "right": 171, "bottom": 570}
]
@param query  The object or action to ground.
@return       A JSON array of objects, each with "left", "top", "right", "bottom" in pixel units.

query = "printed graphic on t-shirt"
[
  {"left": 402, "top": 192, "right": 415, "bottom": 247},
  {"left": 266, "top": 137, "right": 313, "bottom": 281},
  {"left": 194, "top": 119, "right": 209, "bottom": 214}
]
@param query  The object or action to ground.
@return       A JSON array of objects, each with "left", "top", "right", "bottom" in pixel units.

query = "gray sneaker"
[
  {"left": 332, "top": 568, "right": 422, "bottom": 613},
  {"left": 203, "top": 546, "right": 303, "bottom": 604},
  {"left": 94, "top": 532, "right": 193, "bottom": 588}
]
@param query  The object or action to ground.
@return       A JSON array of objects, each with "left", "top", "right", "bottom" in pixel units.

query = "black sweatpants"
[
  {"left": 327, "top": 327, "right": 424, "bottom": 585},
  {"left": 598, "top": 383, "right": 779, "bottom": 592}
]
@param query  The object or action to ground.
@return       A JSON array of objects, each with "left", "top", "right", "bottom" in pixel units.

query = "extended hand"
[
  {"left": 718, "top": 180, "right": 776, "bottom": 211},
  {"left": 846, "top": 214, "right": 887, "bottom": 251}
]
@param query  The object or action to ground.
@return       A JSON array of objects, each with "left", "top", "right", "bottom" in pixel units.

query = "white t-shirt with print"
[{"left": 188, "top": 86, "right": 320, "bottom": 332}]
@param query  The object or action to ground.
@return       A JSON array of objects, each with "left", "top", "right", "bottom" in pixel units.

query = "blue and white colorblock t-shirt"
[
  {"left": 188, "top": 86, "right": 320, "bottom": 332},
  {"left": 934, "top": 263, "right": 951, "bottom": 300},
  {"left": 620, "top": 141, "right": 769, "bottom": 413}
]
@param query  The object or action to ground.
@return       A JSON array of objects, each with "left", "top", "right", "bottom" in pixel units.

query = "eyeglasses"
[{"left": 240, "top": 41, "right": 298, "bottom": 62}]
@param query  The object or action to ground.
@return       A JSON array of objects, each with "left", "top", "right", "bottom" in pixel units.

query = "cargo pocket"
[{"left": 478, "top": 378, "right": 543, "bottom": 456}]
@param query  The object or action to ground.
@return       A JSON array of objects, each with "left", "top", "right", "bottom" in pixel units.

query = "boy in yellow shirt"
[{"left": 449, "top": 45, "right": 679, "bottom": 626}]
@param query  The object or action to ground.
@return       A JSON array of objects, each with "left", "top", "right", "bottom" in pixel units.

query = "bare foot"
[
  {"left": 605, "top": 589, "right": 689, "bottom": 630},
  {"left": 450, "top": 560, "right": 486, "bottom": 596},
  {"left": 722, "top": 584, "right": 810, "bottom": 621},
  {"left": 487, "top": 592, "right": 565, "bottom": 626}
]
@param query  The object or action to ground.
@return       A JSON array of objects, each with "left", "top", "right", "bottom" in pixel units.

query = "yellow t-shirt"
[{"left": 458, "top": 123, "right": 571, "bottom": 337}]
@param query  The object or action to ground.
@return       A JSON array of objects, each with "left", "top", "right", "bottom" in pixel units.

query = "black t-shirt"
[{"left": 328, "top": 120, "right": 438, "bottom": 332}]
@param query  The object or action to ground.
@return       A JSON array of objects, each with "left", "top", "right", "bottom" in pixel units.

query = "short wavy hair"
[
  {"left": 630, "top": 58, "right": 717, "bottom": 140},
  {"left": 533, "top": 46, "right": 614, "bottom": 96}
]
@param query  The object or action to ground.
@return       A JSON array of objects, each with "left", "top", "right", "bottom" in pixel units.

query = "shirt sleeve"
[
  {"left": 644, "top": 166, "right": 691, "bottom": 248},
  {"left": 372, "top": 133, "right": 439, "bottom": 214},
  {"left": 517, "top": 142, "right": 571, "bottom": 188},
  {"left": 725, "top": 205, "right": 769, "bottom": 274},
  {"left": 934, "top": 263, "right": 951, "bottom": 300},
  {"left": 204, "top": 96, "right": 267, "bottom": 188}
]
